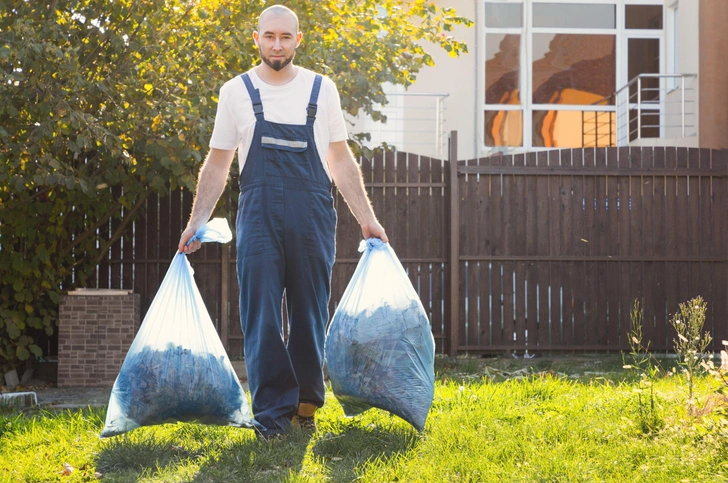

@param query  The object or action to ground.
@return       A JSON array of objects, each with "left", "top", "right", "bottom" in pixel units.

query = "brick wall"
[{"left": 57, "top": 291, "right": 141, "bottom": 387}]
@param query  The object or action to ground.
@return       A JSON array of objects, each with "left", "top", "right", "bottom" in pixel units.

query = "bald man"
[{"left": 178, "top": 5, "right": 387, "bottom": 441}]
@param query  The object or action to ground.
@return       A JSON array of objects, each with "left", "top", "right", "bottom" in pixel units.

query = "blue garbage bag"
[
  {"left": 101, "top": 218, "right": 255, "bottom": 438},
  {"left": 325, "top": 238, "right": 435, "bottom": 431}
]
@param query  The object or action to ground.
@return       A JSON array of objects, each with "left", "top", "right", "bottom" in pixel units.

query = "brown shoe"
[{"left": 291, "top": 403, "right": 317, "bottom": 431}]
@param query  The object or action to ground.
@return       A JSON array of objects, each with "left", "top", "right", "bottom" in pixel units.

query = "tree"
[{"left": 0, "top": 0, "right": 471, "bottom": 372}]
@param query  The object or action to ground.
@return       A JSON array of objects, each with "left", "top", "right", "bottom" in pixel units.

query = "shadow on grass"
[
  {"left": 308, "top": 424, "right": 419, "bottom": 482},
  {"left": 95, "top": 424, "right": 314, "bottom": 483}
]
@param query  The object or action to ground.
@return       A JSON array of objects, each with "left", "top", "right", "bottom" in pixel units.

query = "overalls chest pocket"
[{"left": 261, "top": 134, "right": 312, "bottom": 180}]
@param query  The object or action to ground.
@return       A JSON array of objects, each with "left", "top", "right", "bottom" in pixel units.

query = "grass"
[{"left": 1, "top": 355, "right": 726, "bottom": 482}]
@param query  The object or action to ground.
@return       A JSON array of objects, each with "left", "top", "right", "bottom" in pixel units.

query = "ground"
[{"left": 1, "top": 352, "right": 674, "bottom": 411}]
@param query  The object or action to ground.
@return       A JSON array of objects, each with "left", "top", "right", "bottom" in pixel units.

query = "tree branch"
[
  {"left": 59, "top": 200, "right": 124, "bottom": 258},
  {"left": 90, "top": 190, "right": 151, "bottom": 267}
]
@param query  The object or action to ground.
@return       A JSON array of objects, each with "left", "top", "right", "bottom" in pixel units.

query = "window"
[
  {"left": 485, "top": 110, "right": 524, "bottom": 146},
  {"left": 485, "top": 2, "right": 523, "bottom": 28},
  {"left": 485, "top": 34, "right": 521, "bottom": 104},
  {"left": 532, "top": 34, "right": 616, "bottom": 105},
  {"left": 482, "top": 1, "right": 663, "bottom": 150},
  {"left": 625, "top": 5, "right": 663, "bottom": 29},
  {"left": 533, "top": 3, "right": 616, "bottom": 29}
]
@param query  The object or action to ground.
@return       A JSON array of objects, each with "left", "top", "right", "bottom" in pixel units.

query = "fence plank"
[
  {"left": 535, "top": 152, "right": 550, "bottom": 348},
  {"left": 524, "top": 152, "right": 539, "bottom": 350},
  {"left": 712, "top": 150, "right": 728, "bottom": 350},
  {"left": 430, "top": 157, "right": 447, "bottom": 353}
]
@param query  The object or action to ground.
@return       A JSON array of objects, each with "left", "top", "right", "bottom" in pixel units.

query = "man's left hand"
[{"left": 362, "top": 221, "right": 388, "bottom": 243}]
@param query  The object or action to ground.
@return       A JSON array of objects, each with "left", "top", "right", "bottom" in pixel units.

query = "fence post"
[{"left": 448, "top": 131, "right": 460, "bottom": 357}]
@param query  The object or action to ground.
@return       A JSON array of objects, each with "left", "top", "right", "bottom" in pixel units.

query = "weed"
[
  {"left": 622, "top": 299, "right": 665, "bottom": 434},
  {"left": 670, "top": 296, "right": 712, "bottom": 414}
]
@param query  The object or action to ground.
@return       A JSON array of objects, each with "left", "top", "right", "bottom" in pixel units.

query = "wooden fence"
[
  {"left": 90, "top": 132, "right": 727, "bottom": 357},
  {"left": 449, "top": 132, "right": 727, "bottom": 356}
]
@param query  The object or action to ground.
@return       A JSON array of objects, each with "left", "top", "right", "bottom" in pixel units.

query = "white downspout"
[{"left": 473, "top": 0, "right": 479, "bottom": 159}]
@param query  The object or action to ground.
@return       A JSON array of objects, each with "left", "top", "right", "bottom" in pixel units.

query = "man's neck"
[{"left": 255, "top": 63, "right": 298, "bottom": 86}]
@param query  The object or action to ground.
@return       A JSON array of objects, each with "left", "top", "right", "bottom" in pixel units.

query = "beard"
[{"left": 260, "top": 48, "right": 295, "bottom": 72}]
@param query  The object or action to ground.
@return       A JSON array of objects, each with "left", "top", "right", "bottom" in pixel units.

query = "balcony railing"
[
  {"left": 354, "top": 92, "right": 450, "bottom": 159},
  {"left": 584, "top": 74, "right": 697, "bottom": 147}
]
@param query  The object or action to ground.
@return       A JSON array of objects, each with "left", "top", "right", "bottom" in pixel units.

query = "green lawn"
[{"left": 1, "top": 356, "right": 726, "bottom": 482}]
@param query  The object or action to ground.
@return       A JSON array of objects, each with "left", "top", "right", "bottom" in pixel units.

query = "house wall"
[
  {"left": 664, "top": 0, "right": 697, "bottom": 142},
  {"left": 403, "top": 0, "right": 478, "bottom": 159},
  {"left": 698, "top": 0, "right": 728, "bottom": 149},
  {"left": 347, "top": 0, "right": 478, "bottom": 160}
]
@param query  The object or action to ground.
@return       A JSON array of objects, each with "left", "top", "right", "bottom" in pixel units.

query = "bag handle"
[
  {"left": 187, "top": 218, "right": 233, "bottom": 247},
  {"left": 359, "top": 237, "right": 387, "bottom": 253}
]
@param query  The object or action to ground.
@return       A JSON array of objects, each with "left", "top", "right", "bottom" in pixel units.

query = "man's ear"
[
  {"left": 253, "top": 31, "right": 260, "bottom": 47},
  {"left": 296, "top": 31, "right": 303, "bottom": 48}
]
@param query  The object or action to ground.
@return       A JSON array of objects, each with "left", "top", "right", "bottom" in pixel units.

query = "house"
[{"left": 350, "top": 0, "right": 728, "bottom": 158}]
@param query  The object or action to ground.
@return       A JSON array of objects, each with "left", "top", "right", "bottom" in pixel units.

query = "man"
[{"left": 177, "top": 5, "right": 387, "bottom": 440}]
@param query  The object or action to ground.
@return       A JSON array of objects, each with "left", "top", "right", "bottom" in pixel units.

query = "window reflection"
[
  {"left": 628, "top": 38, "right": 660, "bottom": 101},
  {"left": 533, "top": 110, "right": 616, "bottom": 148},
  {"left": 485, "top": 34, "right": 520, "bottom": 104},
  {"left": 485, "top": 3, "right": 522, "bottom": 28},
  {"left": 485, "top": 110, "right": 523, "bottom": 147},
  {"left": 533, "top": 3, "right": 615, "bottom": 29},
  {"left": 626, "top": 5, "right": 663, "bottom": 29},
  {"left": 532, "top": 34, "right": 616, "bottom": 105}
]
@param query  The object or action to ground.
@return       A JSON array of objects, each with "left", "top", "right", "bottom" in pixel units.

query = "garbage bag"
[
  {"left": 325, "top": 238, "right": 435, "bottom": 431},
  {"left": 100, "top": 218, "right": 255, "bottom": 438}
]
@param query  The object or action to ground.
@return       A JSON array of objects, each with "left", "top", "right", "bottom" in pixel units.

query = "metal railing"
[
  {"left": 356, "top": 92, "right": 450, "bottom": 158},
  {"left": 599, "top": 74, "right": 698, "bottom": 146},
  {"left": 581, "top": 108, "right": 615, "bottom": 148}
]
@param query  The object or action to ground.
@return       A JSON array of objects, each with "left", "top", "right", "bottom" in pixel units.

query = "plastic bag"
[
  {"left": 325, "top": 238, "right": 435, "bottom": 431},
  {"left": 100, "top": 218, "right": 255, "bottom": 438}
]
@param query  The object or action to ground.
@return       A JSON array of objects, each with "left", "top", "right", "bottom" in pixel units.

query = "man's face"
[{"left": 255, "top": 13, "right": 301, "bottom": 72}]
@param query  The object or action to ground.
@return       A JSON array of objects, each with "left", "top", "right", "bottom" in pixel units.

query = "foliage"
[
  {"left": 0, "top": 0, "right": 472, "bottom": 370},
  {"left": 670, "top": 296, "right": 712, "bottom": 413},
  {"left": 622, "top": 299, "right": 665, "bottom": 434}
]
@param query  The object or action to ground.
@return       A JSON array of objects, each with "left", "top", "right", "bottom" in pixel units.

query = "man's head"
[{"left": 254, "top": 5, "right": 301, "bottom": 72}]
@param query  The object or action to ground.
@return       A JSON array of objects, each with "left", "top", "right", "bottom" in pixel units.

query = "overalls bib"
[{"left": 236, "top": 72, "right": 336, "bottom": 435}]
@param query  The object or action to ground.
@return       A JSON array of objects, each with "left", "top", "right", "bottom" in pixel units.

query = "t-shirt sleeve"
[
  {"left": 325, "top": 78, "right": 348, "bottom": 143},
  {"left": 209, "top": 82, "right": 240, "bottom": 150}
]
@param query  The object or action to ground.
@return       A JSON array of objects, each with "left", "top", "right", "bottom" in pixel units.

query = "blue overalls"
[{"left": 236, "top": 73, "right": 336, "bottom": 436}]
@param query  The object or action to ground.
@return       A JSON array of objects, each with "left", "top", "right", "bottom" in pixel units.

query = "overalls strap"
[
  {"left": 240, "top": 73, "right": 264, "bottom": 121},
  {"left": 306, "top": 75, "right": 323, "bottom": 126}
]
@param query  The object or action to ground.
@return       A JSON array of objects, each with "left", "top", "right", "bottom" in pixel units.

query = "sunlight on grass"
[{"left": 0, "top": 371, "right": 726, "bottom": 482}]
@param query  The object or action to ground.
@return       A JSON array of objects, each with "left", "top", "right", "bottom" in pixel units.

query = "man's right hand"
[{"left": 178, "top": 226, "right": 202, "bottom": 254}]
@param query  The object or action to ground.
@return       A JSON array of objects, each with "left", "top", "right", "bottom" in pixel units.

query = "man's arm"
[
  {"left": 327, "top": 140, "right": 388, "bottom": 242},
  {"left": 177, "top": 148, "right": 236, "bottom": 254}
]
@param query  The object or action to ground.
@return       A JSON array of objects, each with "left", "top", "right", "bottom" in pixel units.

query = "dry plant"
[{"left": 670, "top": 296, "right": 712, "bottom": 414}]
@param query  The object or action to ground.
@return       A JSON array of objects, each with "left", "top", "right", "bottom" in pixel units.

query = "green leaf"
[
  {"left": 29, "top": 344, "right": 43, "bottom": 357},
  {"left": 16, "top": 345, "right": 30, "bottom": 361},
  {"left": 6, "top": 321, "right": 20, "bottom": 339}
]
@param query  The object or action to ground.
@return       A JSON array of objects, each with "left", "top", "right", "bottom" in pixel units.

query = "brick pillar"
[{"left": 57, "top": 290, "right": 141, "bottom": 387}]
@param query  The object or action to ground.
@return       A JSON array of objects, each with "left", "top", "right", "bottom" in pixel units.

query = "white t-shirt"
[{"left": 209, "top": 66, "right": 348, "bottom": 180}]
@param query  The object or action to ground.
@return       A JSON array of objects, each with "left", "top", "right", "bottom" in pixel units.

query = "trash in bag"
[
  {"left": 100, "top": 218, "right": 256, "bottom": 438},
  {"left": 325, "top": 238, "right": 435, "bottom": 431}
]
